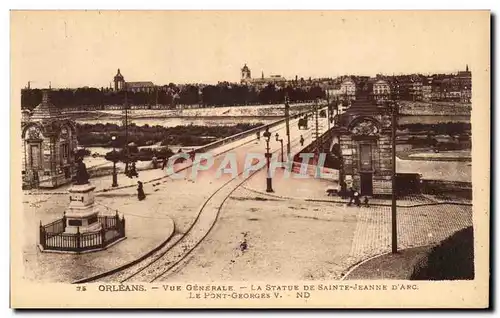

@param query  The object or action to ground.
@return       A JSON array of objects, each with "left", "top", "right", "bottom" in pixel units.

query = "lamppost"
[
  {"left": 326, "top": 90, "right": 331, "bottom": 131},
  {"left": 111, "top": 135, "right": 118, "bottom": 187},
  {"left": 275, "top": 133, "right": 284, "bottom": 163},
  {"left": 263, "top": 129, "right": 274, "bottom": 193},
  {"left": 389, "top": 83, "right": 400, "bottom": 254},
  {"left": 284, "top": 93, "right": 291, "bottom": 158},
  {"left": 123, "top": 83, "right": 130, "bottom": 175}
]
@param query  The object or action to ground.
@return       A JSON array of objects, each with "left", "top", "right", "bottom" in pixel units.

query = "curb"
[
  {"left": 241, "top": 186, "right": 472, "bottom": 208},
  {"left": 340, "top": 243, "right": 435, "bottom": 281},
  {"left": 72, "top": 217, "right": 176, "bottom": 284},
  {"left": 340, "top": 251, "right": 392, "bottom": 281}
]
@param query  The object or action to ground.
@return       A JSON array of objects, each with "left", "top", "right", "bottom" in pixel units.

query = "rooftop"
[
  {"left": 30, "top": 90, "right": 63, "bottom": 121},
  {"left": 126, "top": 81, "right": 155, "bottom": 88}
]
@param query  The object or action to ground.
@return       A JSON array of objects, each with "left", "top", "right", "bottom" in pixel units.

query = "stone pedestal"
[{"left": 64, "top": 183, "right": 102, "bottom": 234}]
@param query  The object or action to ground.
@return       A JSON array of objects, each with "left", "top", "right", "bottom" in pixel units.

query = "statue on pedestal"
[
  {"left": 65, "top": 156, "right": 100, "bottom": 234},
  {"left": 73, "top": 157, "right": 90, "bottom": 185}
]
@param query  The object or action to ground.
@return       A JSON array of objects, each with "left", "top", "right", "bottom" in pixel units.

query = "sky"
[{"left": 11, "top": 10, "right": 489, "bottom": 89}]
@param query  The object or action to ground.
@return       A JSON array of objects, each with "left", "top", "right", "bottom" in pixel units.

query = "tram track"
[
  {"left": 73, "top": 130, "right": 305, "bottom": 284},
  {"left": 73, "top": 111, "right": 327, "bottom": 284},
  {"left": 139, "top": 136, "right": 305, "bottom": 283}
]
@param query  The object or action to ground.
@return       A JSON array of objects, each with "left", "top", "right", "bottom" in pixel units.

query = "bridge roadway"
[{"left": 77, "top": 110, "right": 330, "bottom": 283}]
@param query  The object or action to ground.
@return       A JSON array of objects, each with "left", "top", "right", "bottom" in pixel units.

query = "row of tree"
[{"left": 21, "top": 83, "right": 326, "bottom": 109}]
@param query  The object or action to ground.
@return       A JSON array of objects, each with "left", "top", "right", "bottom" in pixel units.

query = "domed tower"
[
  {"left": 114, "top": 68, "right": 125, "bottom": 91},
  {"left": 241, "top": 64, "right": 251, "bottom": 82}
]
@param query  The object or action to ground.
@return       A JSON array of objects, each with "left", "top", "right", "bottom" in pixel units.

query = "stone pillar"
[{"left": 64, "top": 184, "right": 102, "bottom": 234}]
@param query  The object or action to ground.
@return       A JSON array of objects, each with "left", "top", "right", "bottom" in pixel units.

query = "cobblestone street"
[
  {"left": 165, "top": 188, "right": 472, "bottom": 282},
  {"left": 345, "top": 202, "right": 472, "bottom": 275}
]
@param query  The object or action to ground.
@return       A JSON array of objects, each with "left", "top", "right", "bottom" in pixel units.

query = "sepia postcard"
[{"left": 10, "top": 10, "right": 490, "bottom": 309}]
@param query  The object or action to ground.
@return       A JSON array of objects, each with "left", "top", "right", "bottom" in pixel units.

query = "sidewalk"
[
  {"left": 24, "top": 118, "right": 306, "bottom": 196},
  {"left": 242, "top": 168, "right": 471, "bottom": 207}
]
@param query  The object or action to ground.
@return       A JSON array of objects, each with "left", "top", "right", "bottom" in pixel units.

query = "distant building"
[
  {"left": 408, "top": 79, "right": 423, "bottom": 101},
  {"left": 431, "top": 79, "right": 442, "bottom": 101},
  {"left": 457, "top": 64, "right": 472, "bottom": 103},
  {"left": 241, "top": 64, "right": 251, "bottom": 81},
  {"left": 125, "top": 81, "right": 156, "bottom": 93},
  {"left": 340, "top": 78, "right": 356, "bottom": 100},
  {"left": 372, "top": 79, "right": 391, "bottom": 101},
  {"left": 113, "top": 68, "right": 156, "bottom": 93},
  {"left": 422, "top": 78, "right": 432, "bottom": 102},
  {"left": 239, "top": 64, "right": 286, "bottom": 87}
]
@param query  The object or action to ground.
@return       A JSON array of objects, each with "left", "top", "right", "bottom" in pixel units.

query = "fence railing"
[
  {"left": 42, "top": 218, "right": 66, "bottom": 239},
  {"left": 39, "top": 213, "right": 126, "bottom": 253}
]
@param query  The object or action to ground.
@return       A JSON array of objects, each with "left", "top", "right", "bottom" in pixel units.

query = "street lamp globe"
[{"left": 263, "top": 130, "right": 271, "bottom": 141}]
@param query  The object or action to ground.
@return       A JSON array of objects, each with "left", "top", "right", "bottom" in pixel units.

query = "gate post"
[
  {"left": 121, "top": 215, "right": 126, "bottom": 237},
  {"left": 62, "top": 212, "right": 67, "bottom": 232},
  {"left": 115, "top": 211, "right": 120, "bottom": 229},
  {"left": 101, "top": 227, "right": 106, "bottom": 248},
  {"left": 76, "top": 227, "right": 81, "bottom": 252},
  {"left": 39, "top": 221, "right": 46, "bottom": 249}
]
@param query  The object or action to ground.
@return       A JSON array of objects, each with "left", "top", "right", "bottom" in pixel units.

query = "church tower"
[
  {"left": 241, "top": 64, "right": 251, "bottom": 81},
  {"left": 114, "top": 69, "right": 125, "bottom": 91}
]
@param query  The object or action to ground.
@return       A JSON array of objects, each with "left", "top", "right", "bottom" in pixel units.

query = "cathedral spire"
[{"left": 466, "top": 64, "right": 469, "bottom": 72}]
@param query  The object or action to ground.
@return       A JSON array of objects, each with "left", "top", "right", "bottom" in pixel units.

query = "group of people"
[{"left": 126, "top": 162, "right": 138, "bottom": 178}]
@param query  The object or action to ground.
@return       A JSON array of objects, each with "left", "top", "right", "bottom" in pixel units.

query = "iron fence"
[{"left": 39, "top": 213, "right": 125, "bottom": 252}]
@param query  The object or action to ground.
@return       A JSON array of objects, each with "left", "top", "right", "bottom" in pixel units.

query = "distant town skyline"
[{"left": 12, "top": 11, "right": 486, "bottom": 89}]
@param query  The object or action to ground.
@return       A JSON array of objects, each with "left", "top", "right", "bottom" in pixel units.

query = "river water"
[
  {"left": 399, "top": 115, "right": 470, "bottom": 124},
  {"left": 76, "top": 114, "right": 469, "bottom": 127},
  {"left": 75, "top": 116, "right": 276, "bottom": 127}
]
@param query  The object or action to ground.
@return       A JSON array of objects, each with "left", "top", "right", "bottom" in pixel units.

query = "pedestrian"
[
  {"left": 340, "top": 181, "right": 347, "bottom": 199},
  {"left": 137, "top": 181, "right": 146, "bottom": 201},
  {"left": 256, "top": 131, "right": 260, "bottom": 140},
  {"left": 300, "top": 135, "right": 305, "bottom": 146},
  {"left": 347, "top": 187, "right": 355, "bottom": 206},
  {"left": 364, "top": 196, "right": 370, "bottom": 207},
  {"left": 161, "top": 157, "right": 167, "bottom": 170},
  {"left": 354, "top": 191, "right": 361, "bottom": 207},
  {"left": 130, "top": 162, "right": 138, "bottom": 178},
  {"left": 152, "top": 156, "right": 158, "bottom": 169}
]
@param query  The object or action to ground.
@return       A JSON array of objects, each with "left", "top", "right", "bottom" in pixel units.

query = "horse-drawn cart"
[{"left": 298, "top": 117, "right": 308, "bottom": 130}]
